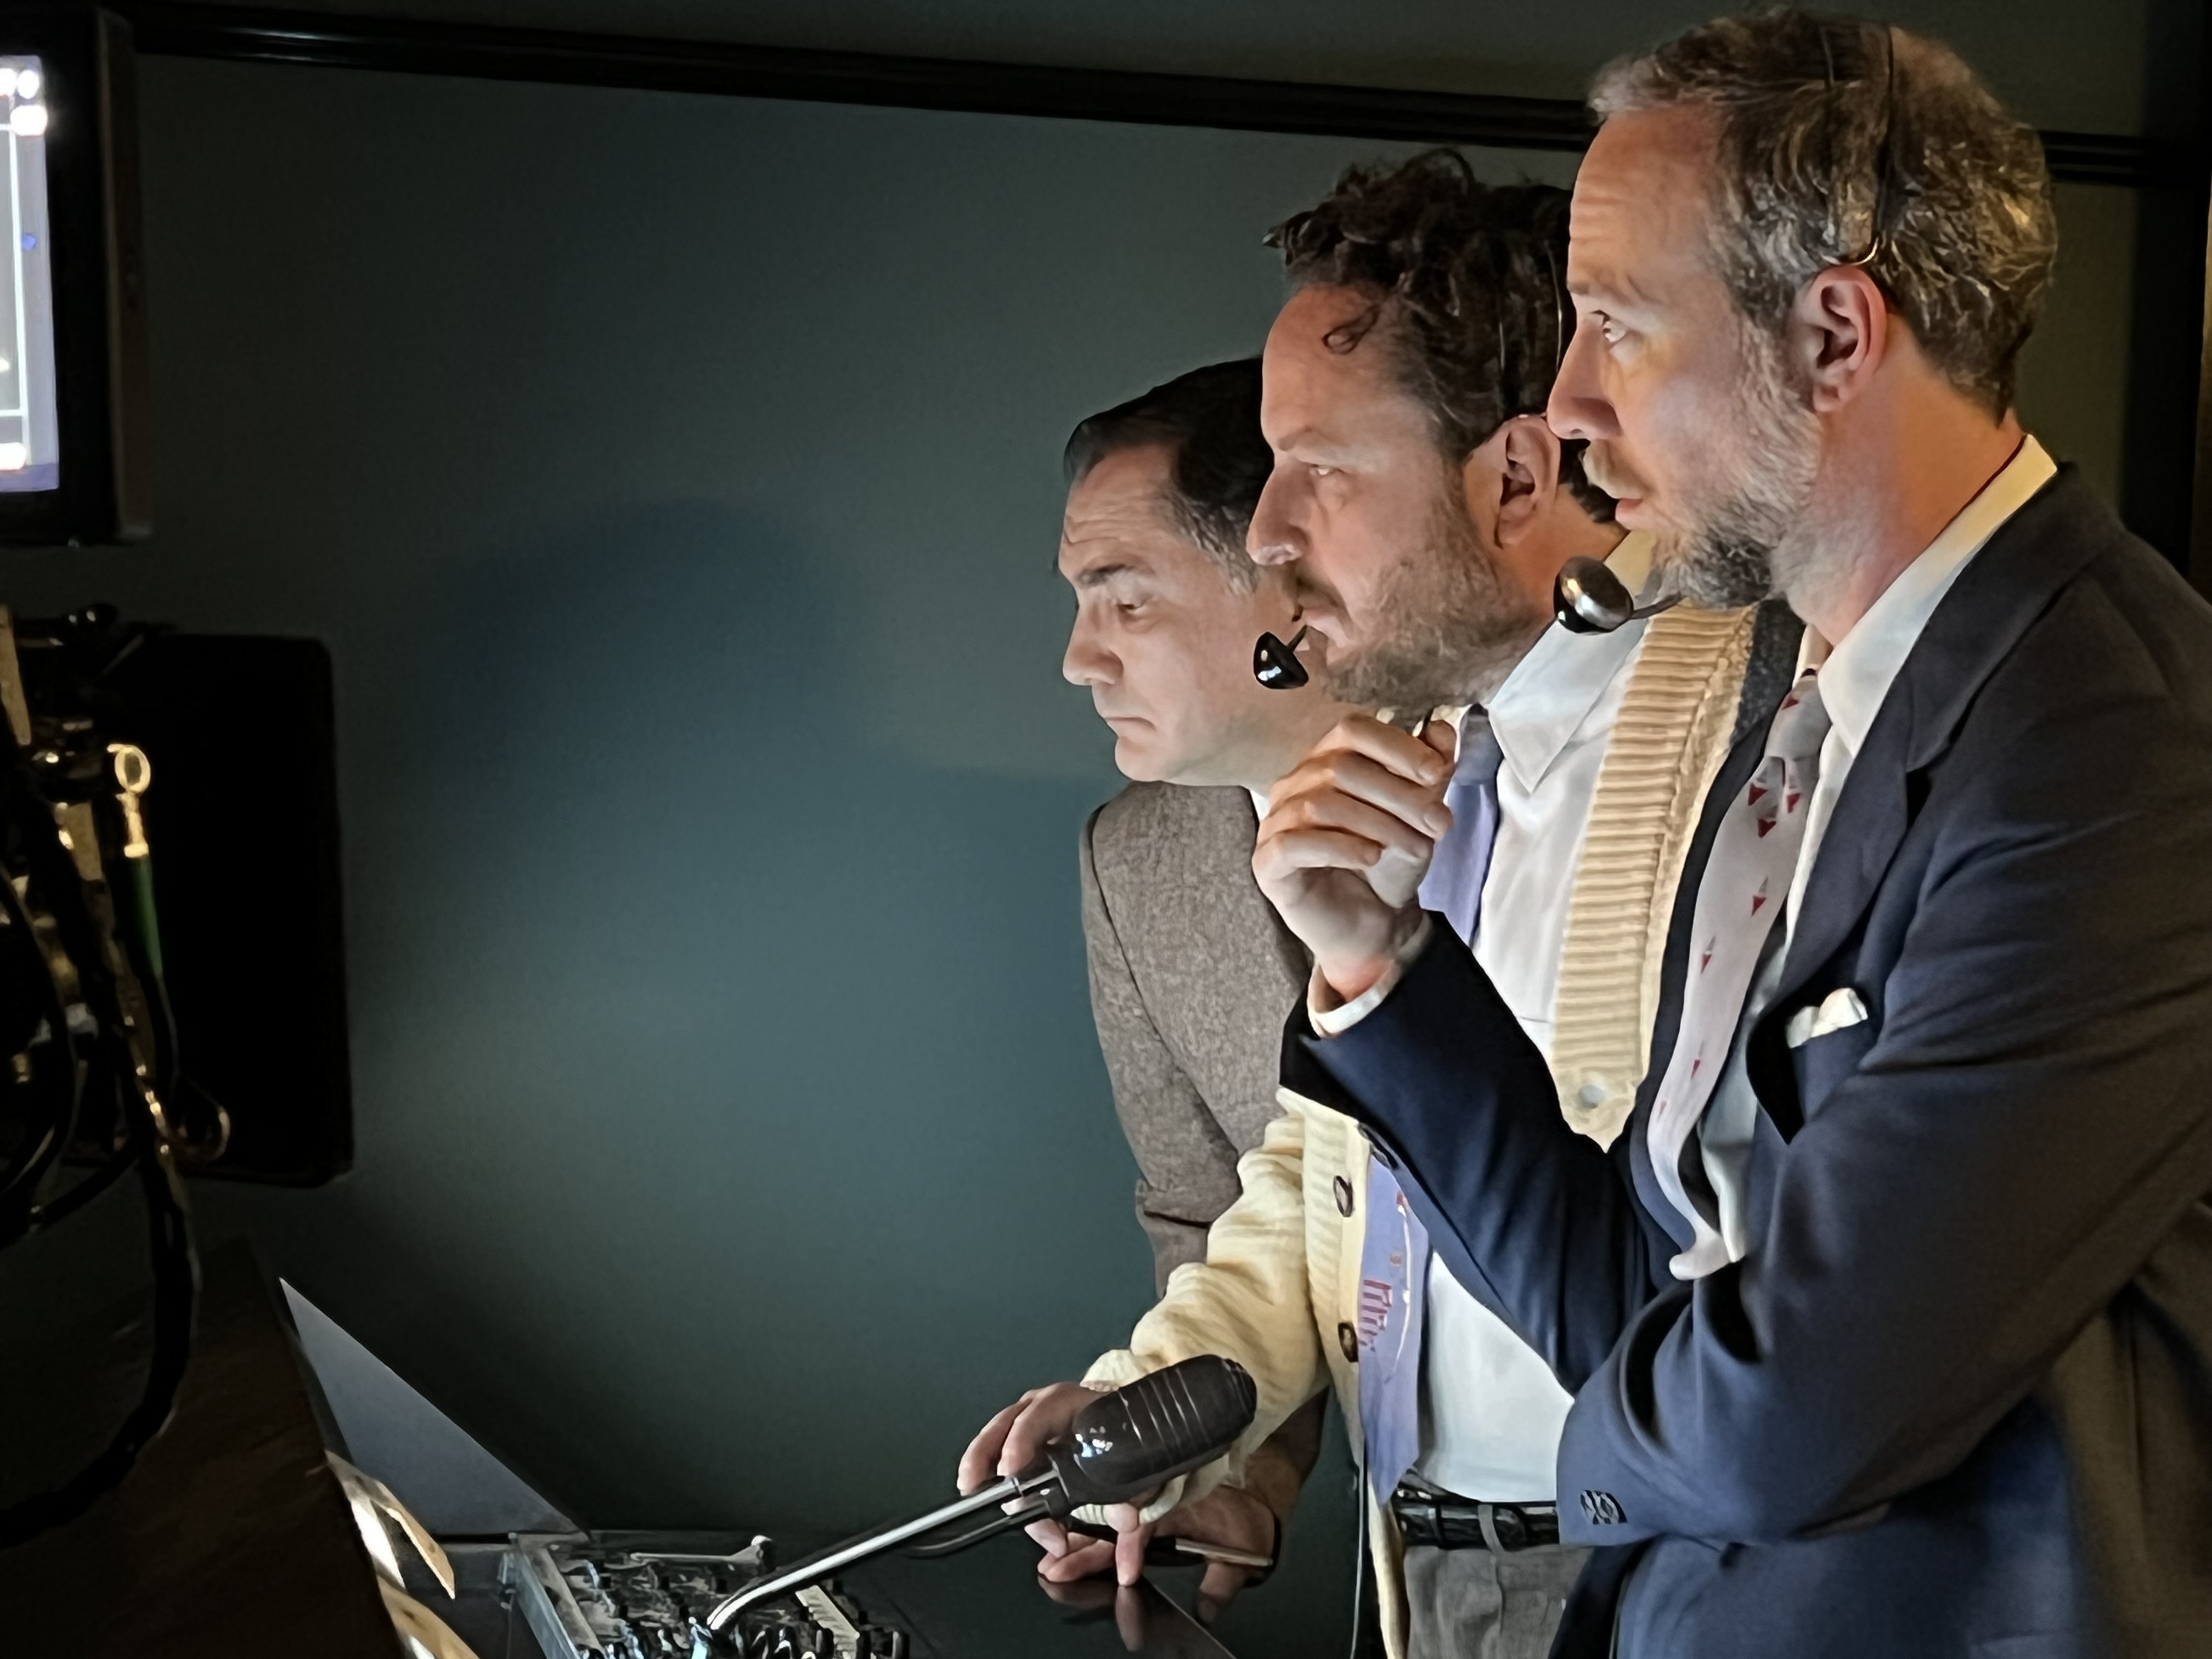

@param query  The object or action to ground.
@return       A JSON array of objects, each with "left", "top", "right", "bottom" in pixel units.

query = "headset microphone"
[
  {"left": 700, "top": 1355, "right": 1257, "bottom": 1640},
  {"left": 1253, "top": 624, "right": 1311, "bottom": 690},
  {"left": 1553, "top": 556, "right": 1680, "bottom": 634}
]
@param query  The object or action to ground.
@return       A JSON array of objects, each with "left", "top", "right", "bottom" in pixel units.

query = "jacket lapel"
[{"left": 1756, "top": 467, "right": 2107, "bottom": 1132}]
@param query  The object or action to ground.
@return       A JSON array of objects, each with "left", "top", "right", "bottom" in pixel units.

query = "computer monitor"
[
  {"left": 0, "top": 7, "right": 146, "bottom": 547},
  {"left": 0, "top": 56, "right": 60, "bottom": 496}
]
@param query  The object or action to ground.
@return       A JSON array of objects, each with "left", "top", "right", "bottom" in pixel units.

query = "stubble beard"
[
  {"left": 1613, "top": 321, "right": 1827, "bottom": 612},
  {"left": 1319, "top": 491, "right": 1545, "bottom": 712}
]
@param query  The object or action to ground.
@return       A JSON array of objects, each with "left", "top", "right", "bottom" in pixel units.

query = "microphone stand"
[
  {"left": 703, "top": 1353, "right": 1256, "bottom": 1642},
  {"left": 702, "top": 1468, "right": 1058, "bottom": 1632}
]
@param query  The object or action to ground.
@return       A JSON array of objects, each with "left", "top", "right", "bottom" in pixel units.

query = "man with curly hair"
[
  {"left": 963, "top": 153, "right": 1791, "bottom": 1659},
  {"left": 1260, "top": 13, "right": 2212, "bottom": 1657}
]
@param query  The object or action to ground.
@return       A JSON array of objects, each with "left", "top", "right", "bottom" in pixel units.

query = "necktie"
[
  {"left": 1356, "top": 715, "right": 1505, "bottom": 1504},
  {"left": 1417, "top": 715, "right": 1505, "bottom": 947},
  {"left": 1647, "top": 669, "right": 1832, "bottom": 1279}
]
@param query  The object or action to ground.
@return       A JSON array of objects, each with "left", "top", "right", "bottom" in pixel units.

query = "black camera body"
[{"left": 0, "top": 603, "right": 351, "bottom": 1542}]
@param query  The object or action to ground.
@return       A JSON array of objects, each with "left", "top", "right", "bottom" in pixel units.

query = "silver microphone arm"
[{"left": 702, "top": 1468, "right": 1058, "bottom": 1634}]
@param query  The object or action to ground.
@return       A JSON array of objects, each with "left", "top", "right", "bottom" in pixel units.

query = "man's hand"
[
  {"left": 1055, "top": 1484, "right": 1279, "bottom": 1618},
  {"left": 1254, "top": 715, "right": 1459, "bottom": 1001},
  {"left": 958, "top": 1383, "right": 1127, "bottom": 1584},
  {"left": 958, "top": 1381, "right": 1097, "bottom": 1494},
  {"left": 957, "top": 1383, "right": 1274, "bottom": 1609}
]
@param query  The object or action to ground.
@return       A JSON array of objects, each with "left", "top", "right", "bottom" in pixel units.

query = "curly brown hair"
[{"left": 1267, "top": 153, "right": 1611, "bottom": 520}]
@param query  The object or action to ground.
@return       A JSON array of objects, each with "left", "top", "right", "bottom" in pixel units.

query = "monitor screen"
[{"left": 0, "top": 55, "right": 58, "bottom": 494}]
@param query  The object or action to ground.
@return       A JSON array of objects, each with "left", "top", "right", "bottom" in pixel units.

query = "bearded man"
[
  {"left": 963, "top": 155, "right": 1789, "bottom": 1659},
  {"left": 1256, "top": 13, "right": 2212, "bottom": 1658}
]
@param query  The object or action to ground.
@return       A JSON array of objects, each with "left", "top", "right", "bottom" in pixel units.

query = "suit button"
[
  {"left": 1338, "top": 1322, "right": 1358, "bottom": 1364},
  {"left": 1333, "top": 1175, "right": 1356, "bottom": 1217},
  {"left": 1358, "top": 1126, "right": 1398, "bottom": 1169}
]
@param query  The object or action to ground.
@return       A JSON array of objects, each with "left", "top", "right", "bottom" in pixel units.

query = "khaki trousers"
[{"left": 1402, "top": 1542, "right": 1590, "bottom": 1659}]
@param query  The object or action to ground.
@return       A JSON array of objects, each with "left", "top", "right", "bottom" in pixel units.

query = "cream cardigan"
[{"left": 1082, "top": 601, "right": 1758, "bottom": 1659}]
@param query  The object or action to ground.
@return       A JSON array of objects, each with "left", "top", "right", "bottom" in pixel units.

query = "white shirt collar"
[
  {"left": 1482, "top": 530, "right": 1655, "bottom": 793},
  {"left": 1802, "top": 437, "right": 2057, "bottom": 755}
]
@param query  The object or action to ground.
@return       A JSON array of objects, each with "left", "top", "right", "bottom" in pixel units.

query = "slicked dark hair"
[
  {"left": 1064, "top": 359, "right": 1272, "bottom": 589},
  {"left": 1268, "top": 152, "right": 1611, "bottom": 520}
]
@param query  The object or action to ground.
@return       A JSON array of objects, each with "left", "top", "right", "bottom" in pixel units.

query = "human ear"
[
  {"left": 1792, "top": 267, "right": 1888, "bottom": 413},
  {"left": 1468, "top": 417, "right": 1559, "bottom": 546}
]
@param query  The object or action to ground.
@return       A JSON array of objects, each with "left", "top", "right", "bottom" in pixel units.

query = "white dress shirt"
[
  {"left": 1297, "top": 535, "right": 1660, "bottom": 1498},
  {"left": 1694, "top": 437, "right": 2056, "bottom": 1262},
  {"left": 1408, "top": 535, "right": 1654, "bottom": 1502}
]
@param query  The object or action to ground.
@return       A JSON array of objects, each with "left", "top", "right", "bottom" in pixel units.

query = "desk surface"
[
  {"left": 0, "top": 1243, "right": 395, "bottom": 1658},
  {"left": 848, "top": 1533, "right": 1238, "bottom": 1658}
]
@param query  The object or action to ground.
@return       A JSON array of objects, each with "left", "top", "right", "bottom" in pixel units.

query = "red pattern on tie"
[{"left": 1647, "top": 668, "right": 1832, "bottom": 1279}]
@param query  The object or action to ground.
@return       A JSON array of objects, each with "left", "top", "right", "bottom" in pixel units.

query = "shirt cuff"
[{"left": 1308, "top": 916, "right": 1435, "bottom": 1036}]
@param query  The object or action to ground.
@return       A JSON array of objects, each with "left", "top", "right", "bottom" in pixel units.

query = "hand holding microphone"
[
  {"left": 704, "top": 1357, "right": 1257, "bottom": 1639},
  {"left": 961, "top": 1381, "right": 1275, "bottom": 1603}
]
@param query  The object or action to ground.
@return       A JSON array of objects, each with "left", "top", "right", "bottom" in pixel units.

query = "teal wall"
[{"left": 0, "top": 8, "right": 2157, "bottom": 1651}]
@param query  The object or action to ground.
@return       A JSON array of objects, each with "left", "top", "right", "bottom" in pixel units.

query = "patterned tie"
[
  {"left": 1355, "top": 715, "right": 1506, "bottom": 1504},
  {"left": 1647, "top": 668, "right": 1831, "bottom": 1279}
]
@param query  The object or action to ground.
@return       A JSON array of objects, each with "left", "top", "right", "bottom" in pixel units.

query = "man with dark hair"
[
  {"left": 967, "top": 157, "right": 1786, "bottom": 1659},
  {"left": 1258, "top": 14, "right": 2212, "bottom": 1658},
  {"left": 1062, "top": 361, "right": 1346, "bottom": 801},
  {"left": 1059, "top": 359, "right": 1352, "bottom": 1605}
]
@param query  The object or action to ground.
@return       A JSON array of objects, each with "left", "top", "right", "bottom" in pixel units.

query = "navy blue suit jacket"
[{"left": 1286, "top": 470, "right": 2212, "bottom": 1657}]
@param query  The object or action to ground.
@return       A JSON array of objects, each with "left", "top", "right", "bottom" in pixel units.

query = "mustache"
[
  {"left": 1286, "top": 573, "right": 1342, "bottom": 616},
  {"left": 1581, "top": 443, "right": 1646, "bottom": 500}
]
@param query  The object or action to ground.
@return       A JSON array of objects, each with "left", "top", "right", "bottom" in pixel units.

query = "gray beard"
[
  {"left": 1321, "top": 499, "right": 1543, "bottom": 710},
  {"left": 1657, "top": 329, "right": 1825, "bottom": 611}
]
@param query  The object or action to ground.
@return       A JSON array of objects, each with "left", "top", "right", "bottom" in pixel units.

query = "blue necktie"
[
  {"left": 1418, "top": 714, "right": 1505, "bottom": 947},
  {"left": 1357, "top": 714, "right": 1504, "bottom": 1504}
]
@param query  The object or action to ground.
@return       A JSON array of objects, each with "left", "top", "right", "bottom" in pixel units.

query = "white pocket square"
[{"left": 1785, "top": 987, "right": 1869, "bottom": 1049}]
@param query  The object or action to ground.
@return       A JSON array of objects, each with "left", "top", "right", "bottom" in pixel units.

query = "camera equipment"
[
  {"left": 701, "top": 1355, "right": 1259, "bottom": 1639},
  {"left": 0, "top": 603, "right": 350, "bottom": 1544}
]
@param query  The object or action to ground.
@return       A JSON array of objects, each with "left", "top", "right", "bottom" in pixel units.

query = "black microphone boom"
[
  {"left": 699, "top": 1356, "right": 1257, "bottom": 1639},
  {"left": 1553, "top": 555, "right": 1680, "bottom": 634},
  {"left": 1253, "top": 625, "right": 1310, "bottom": 689}
]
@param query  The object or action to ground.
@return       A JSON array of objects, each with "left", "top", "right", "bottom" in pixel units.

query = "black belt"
[{"left": 1390, "top": 1486, "right": 1561, "bottom": 1553}]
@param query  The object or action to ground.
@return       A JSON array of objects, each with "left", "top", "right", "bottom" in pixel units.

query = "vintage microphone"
[{"left": 700, "top": 1355, "right": 1257, "bottom": 1638}]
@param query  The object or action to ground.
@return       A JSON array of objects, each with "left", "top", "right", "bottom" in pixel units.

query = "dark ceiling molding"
[{"left": 123, "top": 2, "right": 2154, "bottom": 187}]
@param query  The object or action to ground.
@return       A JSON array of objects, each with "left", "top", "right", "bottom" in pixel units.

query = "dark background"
[{"left": 0, "top": 2, "right": 2178, "bottom": 1651}]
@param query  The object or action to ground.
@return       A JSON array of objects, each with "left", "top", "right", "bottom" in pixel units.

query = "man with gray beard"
[
  {"left": 964, "top": 155, "right": 1787, "bottom": 1659},
  {"left": 1257, "top": 12, "right": 2212, "bottom": 1657}
]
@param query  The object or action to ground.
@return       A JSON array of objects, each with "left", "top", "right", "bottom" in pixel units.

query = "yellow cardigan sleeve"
[{"left": 1082, "top": 1099, "right": 1331, "bottom": 1514}]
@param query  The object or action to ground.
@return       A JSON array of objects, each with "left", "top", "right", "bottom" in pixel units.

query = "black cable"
[
  {"left": 25, "top": 1141, "right": 137, "bottom": 1232},
  {"left": 0, "top": 1139, "right": 196, "bottom": 1547},
  {"left": 0, "top": 815, "right": 82, "bottom": 1244},
  {"left": 903, "top": 1500, "right": 1050, "bottom": 1559},
  {"left": 0, "top": 733, "right": 200, "bottom": 1547},
  {"left": 1347, "top": 1470, "right": 1371, "bottom": 1659}
]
